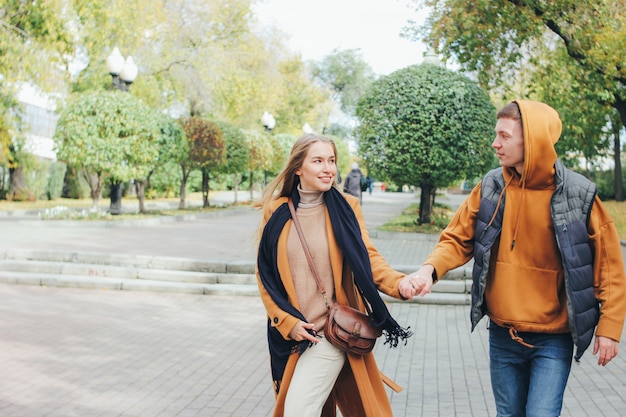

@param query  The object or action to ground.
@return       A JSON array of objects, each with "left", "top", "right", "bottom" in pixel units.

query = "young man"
[{"left": 408, "top": 100, "right": 626, "bottom": 416}]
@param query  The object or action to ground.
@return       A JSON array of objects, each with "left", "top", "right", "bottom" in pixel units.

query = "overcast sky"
[{"left": 253, "top": 0, "right": 430, "bottom": 75}]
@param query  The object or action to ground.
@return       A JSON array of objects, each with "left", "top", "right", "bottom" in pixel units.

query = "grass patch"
[
  {"left": 380, "top": 202, "right": 454, "bottom": 234},
  {"left": 603, "top": 200, "right": 626, "bottom": 240},
  {"left": 2, "top": 192, "right": 252, "bottom": 221},
  {"left": 37, "top": 205, "right": 235, "bottom": 221}
]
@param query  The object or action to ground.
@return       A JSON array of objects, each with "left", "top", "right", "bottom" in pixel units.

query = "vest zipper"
[{"left": 562, "top": 225, "right": 575, "bottom": 257}]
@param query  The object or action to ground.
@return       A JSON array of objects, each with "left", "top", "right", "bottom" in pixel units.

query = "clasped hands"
[{"left": 399, "top": 264, "right": 435, "bottom": 300}]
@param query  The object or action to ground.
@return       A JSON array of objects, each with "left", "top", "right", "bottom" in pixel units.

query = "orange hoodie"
[{"left": 425, "top": 100, "right": 626, "bottom": 340}]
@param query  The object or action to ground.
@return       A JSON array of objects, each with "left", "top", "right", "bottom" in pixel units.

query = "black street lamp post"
[
  {"left": 105, "top": 47, "right": 138, "bottom": 214},
  {"left": 261, "top": 111, "right": 276, "bottom": 187}
]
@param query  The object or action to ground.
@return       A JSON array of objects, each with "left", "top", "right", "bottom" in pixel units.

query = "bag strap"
[{"left": 288, "top": 199, "right": 331, "bottom": 310}]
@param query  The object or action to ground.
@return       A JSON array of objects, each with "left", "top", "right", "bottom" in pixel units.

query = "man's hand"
[
  {"left": 593, "top": 335, "right": 619, "bottom": 366},
  {"left": 403, "top": 264, "right": 435, "bottom": 298}
]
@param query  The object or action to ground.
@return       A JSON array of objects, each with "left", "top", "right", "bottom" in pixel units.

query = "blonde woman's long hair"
[{"left": 255, "top": 133, "right": 339, "bottom": 209}]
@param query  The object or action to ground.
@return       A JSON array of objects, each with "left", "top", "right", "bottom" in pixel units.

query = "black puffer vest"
[{"left": 471, "top": 160, "right": 598, "bottom": 360}]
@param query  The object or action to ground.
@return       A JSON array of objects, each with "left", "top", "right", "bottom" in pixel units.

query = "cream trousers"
[{"left": 283, "top": 337, "right": 346, "bottom": 417}]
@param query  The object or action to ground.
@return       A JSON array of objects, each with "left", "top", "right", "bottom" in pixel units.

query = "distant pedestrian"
[
  {"left": 366, "top": 176, "right": 374, "bottom": 195},
  {"left": 406, "top": 100, "right": 626, "bottom": 416},
  {"left": 255, "top": 133, "right": 413, "bottom": 417},
  {"left": 343, "top": 163, "right": 364, "bottom": 203}
]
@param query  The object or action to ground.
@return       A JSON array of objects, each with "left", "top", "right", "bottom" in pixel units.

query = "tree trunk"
[
  {"left": 418, "top": 184, "right": 435, "bottom": 225},
  {"left": 233, "top": 173, "right": 240, "bottom": 204},
  {"left": 179, "top": 165, "right": 189, "bottom": 209},
  {"left": 430, "top": 187, "right": 437, "bottom": 210},
  {"left": 135, "top": 180, "right": 146, "bottom": 213},
  {"left": 8, "top": 165, "right": 34, "bottom": 201},
  {"left": 613, "top": 123, "right": 624, "bottom": 202},
  {"left": 202, "top": 169, "right": 210, "bottom": 208},
  {"left": 80, "top": 170, "right": 103, "bottom": 209},
  {"left": 249, "top": 170, "right": 254, "bottom": 200}
]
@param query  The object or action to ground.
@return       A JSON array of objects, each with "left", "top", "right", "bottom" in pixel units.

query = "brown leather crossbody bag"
[{"left": 288, "top": 199, "right": 382, "bottom": 355}]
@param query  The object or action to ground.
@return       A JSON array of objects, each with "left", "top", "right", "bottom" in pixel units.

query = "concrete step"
[
  {"left": 0, "top": 270, "right": 258, "bottom": 296},
  {"left": 0, "top": 248, "right": 256, "bottom": 274},
  {"left": 0, "top": 260, "right": 257, "bottom": 285},
  {"left": 0, "top": 270, "right": 470, "bottom": 305},
  {"left": 0, "top": 249, "right": 472, "bottom": 304}
]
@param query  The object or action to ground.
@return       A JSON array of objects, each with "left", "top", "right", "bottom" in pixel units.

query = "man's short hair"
[{"left": 497, "top": 102, "right": 521, "bottom": 121}]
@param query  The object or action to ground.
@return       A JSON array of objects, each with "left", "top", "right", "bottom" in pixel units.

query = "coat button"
[{"left": 273, "top": 317, "right": 279, "bottom": 324}]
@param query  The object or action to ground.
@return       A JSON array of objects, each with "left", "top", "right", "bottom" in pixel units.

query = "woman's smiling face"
[{"left": 296, "top": 141, "right": 337, "bottom": 192}]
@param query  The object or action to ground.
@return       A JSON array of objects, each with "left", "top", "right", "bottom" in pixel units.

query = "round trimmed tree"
[
  {"left": 54, "top": 91, "right": 160, "bottom": 209},
  {"left": 356, "top": 64, "right": 496, "bottom": 224}
]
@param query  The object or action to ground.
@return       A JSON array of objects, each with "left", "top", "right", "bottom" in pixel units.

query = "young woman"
[{"left": 256, "top": 133, "right": 415, "bottom": 417}]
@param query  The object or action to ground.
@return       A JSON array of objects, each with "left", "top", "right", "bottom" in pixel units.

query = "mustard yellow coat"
[{"left": 256, "top": 194, "right": 406, "bottom": 417}]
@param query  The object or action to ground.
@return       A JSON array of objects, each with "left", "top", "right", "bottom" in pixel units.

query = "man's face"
[{"left": 492, "top": 117, "right": 524, "bottom": 174}]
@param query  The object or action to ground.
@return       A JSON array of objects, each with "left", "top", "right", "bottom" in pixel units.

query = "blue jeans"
[{"left": 489, "top": 322, "right": 574, "bottom": 417}]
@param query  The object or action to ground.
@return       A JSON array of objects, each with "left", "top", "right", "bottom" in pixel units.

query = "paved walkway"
[{"left": 1, "top": 191, "right": 625, "bottom": 417}]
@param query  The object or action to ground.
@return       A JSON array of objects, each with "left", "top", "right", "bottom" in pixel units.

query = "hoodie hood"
[{"left": 503, "top": 100, "right": 561, "bottom": 190}]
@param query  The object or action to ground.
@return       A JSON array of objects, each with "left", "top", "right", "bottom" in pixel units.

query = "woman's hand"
[
  {"left": 403, "top": 265, "right": 435, "bottom": 298},
  {"left": 289, "top": 320, "right": 319, "bottom": 344},
  {"left": 398, "top": 275, "right": 416, "bottom": 300}
]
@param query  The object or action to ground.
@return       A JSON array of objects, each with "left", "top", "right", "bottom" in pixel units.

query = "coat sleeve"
[
  {"left": 588, "top": 196, "right": 626, "bottom": 342},
  {"left": 346, "top": 195, "right": 405, "bottom": 298},
  {"left": 255, "top": 201, "right": 301, "bottom": 340},
  {"left": 424, "top": 184, "right": 481, "bottom": 281}
]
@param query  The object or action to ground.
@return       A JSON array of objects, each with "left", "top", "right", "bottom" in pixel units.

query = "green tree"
[
  {"left": 312, "top": 48, "right": 377, "bottom": 134},
  {"left": 356, "top": 64, "right": 495, "bottom": 224},
  {"left": 0, "top": 0, "right": 73, "bottom": 200},
  {"left": 53, "top": 91, "right": 161, "bottom": 209},
  {"left": 215, "top": 121, "right": 249, "bottom": 204},
  {"left": 406, "top": 0, "right": 626, "bottom": 199},
  {"left": 313, "top": 48, "right": 377, "bottom": 116},
  {"left": 271, "top": 57, "right": 329, "bottom": 135},
  {"left": 244, "top": 129, "right": 273, "bottom": 199},
  {"left": 136, "top": 114, "right": 188, "bottom": 212},
  {"left": 180, "top": 116, "right": 226, "bottom": 208}
]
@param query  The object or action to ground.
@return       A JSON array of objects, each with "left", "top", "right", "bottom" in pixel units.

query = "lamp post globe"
[
  {"left": 261, "top": 111, "right": 275, "bottom": 132},
  {"left": 423, "top": 47, "right": 442, "bottom": 66},
  {"left": 106, "top": 47, "right": 125, "bottom": 90},
  {"left": 119, "top": 56, "right": 138, "bottom": 91}
]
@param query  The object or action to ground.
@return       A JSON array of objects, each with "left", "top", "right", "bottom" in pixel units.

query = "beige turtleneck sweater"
[{"left": 288, "top": 187, "right": 334, "bottom": 335}]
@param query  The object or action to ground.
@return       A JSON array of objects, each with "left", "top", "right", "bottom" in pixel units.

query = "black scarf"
[{"left": 257, "top": 187, "right": 412, "bottom": 384}]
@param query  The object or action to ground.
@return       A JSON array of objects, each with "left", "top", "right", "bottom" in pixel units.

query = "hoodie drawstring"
[
  {"left": 510, "top": 171, "right": 527, "bottom": 251},
  {"left": 508, "top": 326, "right": 537, "bottom": 349},
  {"left": 485, "top": 175, "right": 514, "bottom": 231}
]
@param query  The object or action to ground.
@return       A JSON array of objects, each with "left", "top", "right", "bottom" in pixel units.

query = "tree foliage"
[
  {"left": 356, "top": 64, "right": 495, "bottom": 223},
  {"left": 271, "top": 57, "right": 328, "bottom": 134},
  {"left": 215, "top": 120, "right": 249, "bottom": 203},
  {"left": 53, "top": 91, "right": 160, "bottom": 207},
  {"left": 135, "top": 113, "right": 188, "bottom": 211},
  {"left": 179, "top": 116, "right": 226, "bottom": 207},
  {"left": 0, "top": 0, "right": 72, "bottom": 197},
  {"left": 244, "top": 129, "right": 273, "bottom": 198},
  {"left": 312, "top": 48, "right": 377, "bottom": 116},
  {"left": 406, "top": 0, "right": 625, "bottom": 199},
  {"left": 0, "top": 0, "right": 73, "bottom": 87},
  {"left": 0, "top": 0, "right": 342, "bottom": 203}
]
